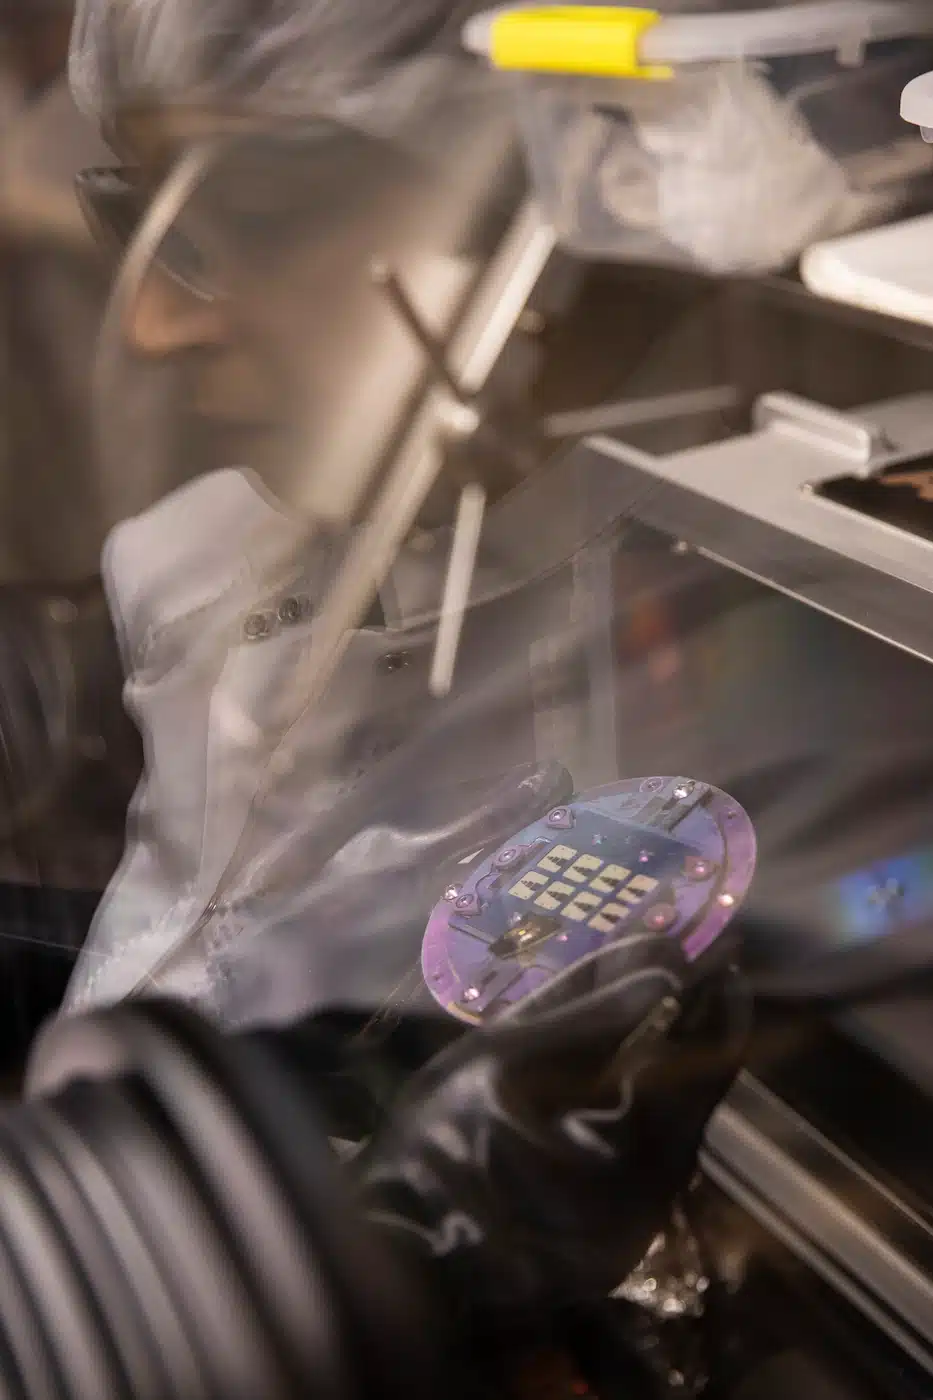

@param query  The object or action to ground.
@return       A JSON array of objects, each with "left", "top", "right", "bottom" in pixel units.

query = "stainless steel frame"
[
  {"left": 564, "top": 399, "right": 933, "bottom": 1372},
  {"left": 587, "top": 392, "right": 933, "bottom": 666},
  {"left": 703, "top": 1075, "right": 933, "bottom": 1376}
]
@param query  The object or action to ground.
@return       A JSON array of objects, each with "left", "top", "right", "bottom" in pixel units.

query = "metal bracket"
[{"left": 753, "top": 393, "right": 894, "bottom": 476}]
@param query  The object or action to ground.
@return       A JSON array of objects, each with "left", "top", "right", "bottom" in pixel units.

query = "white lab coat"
[{"left": 64, "top": 463, "right": 594, "bottom": 1028}]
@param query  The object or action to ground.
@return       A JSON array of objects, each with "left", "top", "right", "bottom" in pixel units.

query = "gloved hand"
[
  {"left": 15, "top": 934, "right": 744, "bottom": 1400},
  {"left": 358, "top": 931, "right": 749, "bottom": 1324}
]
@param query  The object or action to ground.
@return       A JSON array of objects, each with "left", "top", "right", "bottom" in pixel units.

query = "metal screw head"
[
  {"left": 244, "top": 612, "right": 274, "bottom": 641},
  {"left": 437, "top": 399, "right": 482, "bottom": 441},
  {"left": 718, "top": 893, "right": 736, "bottom": 908},
  {"left": 278, "top": 595, "right": 309, "bottom": 626},
  {"left": 380, "top": 651, "right": 412, "bottom": 674},
  {"left": 463, "top": 987, "right": 480, "bottom": 1003},
  {"left": 644, "top": 904, "right": 677, "bottom": 932},
  {"left": 674, "top": 784, "right": 690, "bottom": 800}
]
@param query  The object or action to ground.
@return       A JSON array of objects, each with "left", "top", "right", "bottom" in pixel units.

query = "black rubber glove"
[
  {"left": 13, "top": 938, "right": 743, "bottom": 1400},
  {"left": 358, "top": 932, "right": 749, "bottom": 1326}
]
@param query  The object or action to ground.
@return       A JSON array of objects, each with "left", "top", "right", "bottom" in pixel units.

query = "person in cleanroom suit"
[{"left": 60, "top": 0, "right": 604, "bottom": 1031}]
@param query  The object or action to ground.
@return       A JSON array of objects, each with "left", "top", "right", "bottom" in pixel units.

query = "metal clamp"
[{"left": 754, "top": 393, "right": 894, "bottom": 476}]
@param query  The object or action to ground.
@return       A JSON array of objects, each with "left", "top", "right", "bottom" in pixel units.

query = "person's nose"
[{"left": 127, "top": 265, "right": 229, "bottom": 357}]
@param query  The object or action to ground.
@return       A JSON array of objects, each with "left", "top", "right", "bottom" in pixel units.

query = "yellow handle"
[{"left": 488, "top": 6, "right": 671, "bottom": 81}]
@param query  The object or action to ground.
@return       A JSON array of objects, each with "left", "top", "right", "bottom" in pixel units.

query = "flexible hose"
[{"left": 0, "top": 999, "right": 440, "bottom": 1400}]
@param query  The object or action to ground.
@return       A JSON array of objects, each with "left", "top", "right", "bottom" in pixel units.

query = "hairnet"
[{"left": 68, "top": 0, "right": 487, "bottom": 129}]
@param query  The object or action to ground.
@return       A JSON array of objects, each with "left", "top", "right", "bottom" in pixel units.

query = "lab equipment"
[
  {"left": 422, "top": 775, "right": 755, "bottom": 1023},
  {"left": 465, "top": 2, "right": 933, "bottom": 273}
]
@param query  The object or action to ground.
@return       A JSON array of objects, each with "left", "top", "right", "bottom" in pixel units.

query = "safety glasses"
[
  {"left": 74, "top": 165, "right": 220, "bottom": 301},
  {"left": 75, "top": 119, "right": 430, "bottom": 308}
]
